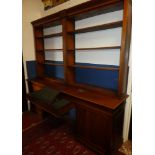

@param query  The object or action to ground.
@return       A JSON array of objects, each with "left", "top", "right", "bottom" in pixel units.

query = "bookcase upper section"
[
  {"left": 32, "top": 0, "right": 124, "bottom": 27},
  {"left": 31, "top": 0, "right": 131, "bottom": 98}
]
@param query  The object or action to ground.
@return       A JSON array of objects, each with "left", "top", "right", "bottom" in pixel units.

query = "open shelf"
[
  {"left": 37, "top": 46, "right": 120, "bottom": 52},
  {"left": 68, "top": 21, "right": 122, "bottom": 34},
  {"left": 36, "top": 49, "right": 44, "bottom": 52},
  {"left": 68, "top": 46, "right": 121, "bottom": 51},
  {"left": 36, "top": 49, "right": 63, "bottom": 52},
  {"left": 68, "top": 64, "right": 119, "bottom": 71},
  {"left": 36, "top": 32, "right": 62, "bottom": 38},
  {"left": 44, "top": 60, "right": 64, "bottom": 66},
  {"left": 44, "top": 49, "right": 63, "bottom": 51}
]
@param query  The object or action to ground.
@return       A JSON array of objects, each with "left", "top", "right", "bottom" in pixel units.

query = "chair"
[{"left": 26, "top": 87, "right": 74, "bottom": 119}]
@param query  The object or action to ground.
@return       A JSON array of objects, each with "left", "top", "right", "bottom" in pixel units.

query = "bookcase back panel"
[
  {"left": 75, "top": 64, "right": 119, "bottom": 90},
  {"left": 26, "top": 61, "right": 37, "bottom": 79},
  {"left": 75, "top": 28, "right": 122, "bottom": 48},
  {"left": 43, "top": 61, "right": 118, "bottom": 91},
  {"left": 26, "top": 60, "right": 118, "bottom": 90},
  {"left": 44, "top": 37, "right": 62, "bottom": 49},
  {"left": 43, "top": 25, "right": 62, "bottom": 35},
  {"left": 75, "top": 49, "right": 120, "bottom": 66},
  {"left": 45, "top": 51, "right": 63, "bottom": 61},
  {"left": 45, "top": 64, "right": 64, "bottom": 79},
  {"left": 75, "top": 10, "right": 123, "bottom": 29}
]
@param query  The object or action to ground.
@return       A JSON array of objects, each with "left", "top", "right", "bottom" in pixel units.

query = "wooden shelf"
[
  {"left": 68, "top": 46, "right": 121, "bottom": 51},
  {"left": 45, "top": 60, "right": 64, "bottom": 66},
  {"left": 45, "top": 63, "right": 63, "bottom": 66},
  {"left": 36, "top": 49, "right": 63, "bottom": 52},
  {"left": 44, "top": 49, "right": 63, "bottom": 51},
  {"left": 38, "top": 46, "right": 121, "bottom": 52},
  {"left": 39, "top": 60, "right": 64, "bottom": 66},
  {"left": 36, "top": 49, "right": 44, "bottom": 52},
  {"left": 36, "top": 32, "right": 62, "bottom": 38},
  {"left": 68, "top": 64, "right": 119, "bottom": 71},
  {"left": 68, "top": 21, "right": 122, "bottom": 34}
]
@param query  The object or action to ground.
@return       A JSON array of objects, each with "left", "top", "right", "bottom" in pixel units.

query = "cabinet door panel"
[
  {"left": 88, "top": 111, "right": 111, "bottom": 147},
  {"left": 76, "top": 106, "right": 88, "bottom": 138},
  {"left": 76, "top": 103, "right": 112, "bottom": 150}
]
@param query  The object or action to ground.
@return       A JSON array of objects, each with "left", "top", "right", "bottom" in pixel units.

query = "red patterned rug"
[
  {"left": 22, "top": 111, "right": 43, "bottom": 130},
  {"left": 23, "top": 112, "right": 96, "bottom": 155}
]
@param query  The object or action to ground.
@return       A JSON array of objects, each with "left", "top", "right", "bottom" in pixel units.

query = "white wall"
[
  {"left": 123, "top": 41, "right": 132, "bottom": 142},
  {"left": 42, "top": 0, "right": 90, "bottom": 17},
  {"left": 22, "top": 0, "right": 44, "bottom": 81}
]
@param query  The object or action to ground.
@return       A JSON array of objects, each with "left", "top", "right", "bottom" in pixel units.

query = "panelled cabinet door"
[
  {"left": 76, "top": 103, "right": 113, "bottom": 154},
  {"left": 75, "top": 102, "right": 125, "bottom": 155}
]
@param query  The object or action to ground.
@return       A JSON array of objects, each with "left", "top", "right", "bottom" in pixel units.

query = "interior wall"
[
  {"left": 42, "top": 0, "right": 90, "bottom": 17},
  {"left": 123, "top": 41, "right": 132, "bottom": 142},
  {"left": 22, "top": 0, "right": 44, "bottom": 83}
]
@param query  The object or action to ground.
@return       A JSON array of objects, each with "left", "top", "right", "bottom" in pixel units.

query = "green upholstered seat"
[
  {"left": 28, "top": 87, "right": 71, "bottom": 113},
  {"left": 52, "top": 98, "right": 70, "bottom": 110},
  {"left": 29, "top": 87, "right": 60, "bottom": 104}
]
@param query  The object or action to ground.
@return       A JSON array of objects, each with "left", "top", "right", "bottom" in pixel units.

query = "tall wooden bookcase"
[
  {"left": 32, "top": 0, "right": 131, "bottom": 98},
  {"left": 30, "top": 0, "right": 132, "bottom": 154}
]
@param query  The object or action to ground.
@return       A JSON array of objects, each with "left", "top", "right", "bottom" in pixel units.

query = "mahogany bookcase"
[{"left": 28, "top": 0, "right": 132, "bottom": 154}]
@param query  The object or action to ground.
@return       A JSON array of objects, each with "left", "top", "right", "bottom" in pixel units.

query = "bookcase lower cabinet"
[{"left": 75, "top": 101, "right": 125, "bottom": 155}]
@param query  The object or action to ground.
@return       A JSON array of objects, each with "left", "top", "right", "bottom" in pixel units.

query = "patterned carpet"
[
  {"left": 22, "top": 112, "right": 131, "bottom": 155},
  {"left": 22, "top": 112, "right": 43, "bottom": 131},
  {"left": 23, "top": 112, "right": 96, "bottom": 155}
]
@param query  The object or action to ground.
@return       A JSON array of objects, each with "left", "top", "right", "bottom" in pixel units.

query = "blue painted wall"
[
  {"left": 26, "top": 61, "right": 37, "bottom": 79},
  {"left": 75, "top": 63, "right": 118, "bottom": 90},
  {"left": 26, "top": 60, "right": 118, "bottom": 90},
  {"left": 45, "top": 62, "right": 64, "bottom": 79}
]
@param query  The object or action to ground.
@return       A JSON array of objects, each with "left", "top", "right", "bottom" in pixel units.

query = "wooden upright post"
[
  {"left": 118, "top": 0, "right": 132, "bottom": 97},
  {"left": 62, "top": 17, "right": 75, "bottom": 85},
  {"left": 33, "top": 27, "right": 45, "bottom": 77}
]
